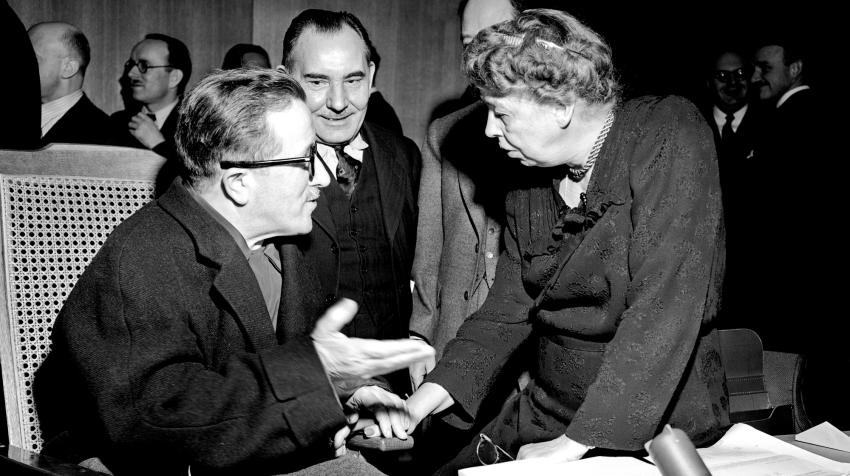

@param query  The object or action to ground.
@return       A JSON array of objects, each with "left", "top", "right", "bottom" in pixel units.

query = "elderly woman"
[{"left": 401, "top": 8, "right": 728, "bottom": 471}]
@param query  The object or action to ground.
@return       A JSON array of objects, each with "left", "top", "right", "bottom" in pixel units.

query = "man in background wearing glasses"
[
  {"left": 37, "top": 68, "right": 432, "bottom": 476},
  {"left": 112, "top": 33, "right": 191, "bottom": 179},
  {"left": 698, "top": 47, "right": 767, "bottom": 332}
]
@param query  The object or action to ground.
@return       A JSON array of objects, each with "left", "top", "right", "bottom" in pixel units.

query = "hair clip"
[
  {"left": 496, "top": 33, "right": 524, "bottom": 47},
  {"left": 535, "top": 39, "right": 563, "bottom": 51}
]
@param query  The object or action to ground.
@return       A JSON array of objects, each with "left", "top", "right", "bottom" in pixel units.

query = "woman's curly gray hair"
[{"left": 463, "top": 9, "right": 620, "bottom": 106}]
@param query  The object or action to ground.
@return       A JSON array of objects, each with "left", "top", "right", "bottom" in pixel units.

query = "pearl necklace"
[{"left": 566, "top": 107, "right": 616, "bottom": 182}]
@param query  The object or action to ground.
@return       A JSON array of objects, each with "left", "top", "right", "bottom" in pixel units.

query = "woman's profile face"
[{"left": 482, "top": 93, "right": 567, "bottom": 168}]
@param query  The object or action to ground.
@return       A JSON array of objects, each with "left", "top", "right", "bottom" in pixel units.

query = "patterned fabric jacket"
[{"left": 428, "top": 96, "right": 730, "bottom": 450}]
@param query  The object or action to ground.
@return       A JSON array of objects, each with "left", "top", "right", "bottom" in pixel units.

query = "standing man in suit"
[
  {"left": 746, "top": 35, "right": 823, "bottom": 351},
  {"left": 700, "top": 47, "right": 765, "bottom": 328},
  {"left": 28, "top": 21, "right": 116, "bottom": 146},
  {"left": 38, "top": 68, "right": 433, "bottom": 475},
  {"left": 282, "top": 9, "right": 421, "bottom": 396},
  {"left": 112, "top": 33, "right": 191, "bottom": 164},
  {"left": 747, "top": 34, "right": 844, "bottom": 428},
  {"left": 409, "top": 0, "right": 520, "bottom": 390}
]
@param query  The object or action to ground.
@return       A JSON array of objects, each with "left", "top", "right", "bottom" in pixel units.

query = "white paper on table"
[
  {"left": 696, "top": 423, "right": 850, "bottom": 476},
  {"left": 457, "top": 456, "right": 658, "bottom": 476},
  {"left": 796, "top": 422, "right": 850, "bottom": 453}
]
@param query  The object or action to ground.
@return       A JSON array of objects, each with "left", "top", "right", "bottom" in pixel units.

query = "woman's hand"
[
  {"left": 345, "top": 386, "right": 410, "bottom": 439},
  {"left": 404, "top": 382, "right": 455, "bottom": 432},
  {"left": 516, "top": 434, "right": 592, "bottom": 463}
]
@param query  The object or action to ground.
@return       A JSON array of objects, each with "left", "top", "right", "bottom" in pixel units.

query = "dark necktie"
[
  {"left": 334, "top": 144, "right": 361, "bottom": 198},
  {"left": 147, "top": 112, "right": 157, "bottom": 124},
  {"left": 720, "top": 113, "right": 735, "bottom": 156}
]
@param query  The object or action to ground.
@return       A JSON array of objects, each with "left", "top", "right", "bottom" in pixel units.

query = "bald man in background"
[{"left": 28, "top": 21, "right": 117, "bottom": 145}]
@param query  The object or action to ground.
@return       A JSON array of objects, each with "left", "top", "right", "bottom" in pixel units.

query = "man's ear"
[
  {"left": 220, "top": 168, "right": 251, "bottom": 206},
  {"left": 168, "top": 69, "right": 184, "bottom": 90},
  {"left": 789, "top": 60, "right": 803, "bottom": 81},
  {"left": 60, "top": 57, "right": 80, "bottom": 79},
  {"left": 554, "top": 102, "right": 576, "bottom": 129}
]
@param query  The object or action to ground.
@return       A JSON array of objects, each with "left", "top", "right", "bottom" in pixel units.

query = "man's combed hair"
[
  {"left": 175, "top": 68, "right": 306, "bottom": 185},
  {"left": 463, "top": 8, "right": 620, "bottom": 105},
  {"left": 281, "top": 9, "right": 373, "bottom": 69},
  {"left": 144, "top": 33, "right": 192, "bottom": 95}
]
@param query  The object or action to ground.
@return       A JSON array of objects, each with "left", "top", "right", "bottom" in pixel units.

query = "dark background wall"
[{"left": 9, "top": 0, "right": 830, "bottom": 146}]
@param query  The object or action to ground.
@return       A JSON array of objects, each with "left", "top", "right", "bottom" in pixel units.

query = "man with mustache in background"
[{"left": 112, "top": 33, "right": 191, "bottom": 189}]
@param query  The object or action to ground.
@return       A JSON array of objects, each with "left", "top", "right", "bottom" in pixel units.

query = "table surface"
[{"left": 776, "top": 432, "right": 850, "bottom": 463}]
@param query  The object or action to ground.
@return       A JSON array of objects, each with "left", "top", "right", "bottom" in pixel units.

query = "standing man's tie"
[
  {"left": 720, "top": 113, "right": 735, "bottom": 156},
  {"left": 334, "top": 144, "right": 361, "bottom": 199}
]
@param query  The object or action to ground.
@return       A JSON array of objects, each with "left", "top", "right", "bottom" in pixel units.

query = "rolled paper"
[{"left": 647, "top": 424, "right": 712, "bottom": 476}]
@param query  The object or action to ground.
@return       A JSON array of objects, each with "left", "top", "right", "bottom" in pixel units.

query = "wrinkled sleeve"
[{"left": 425, "top": 189, "right": 534, "bottom": 424}]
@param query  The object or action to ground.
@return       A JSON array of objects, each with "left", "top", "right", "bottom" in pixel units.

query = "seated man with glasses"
[
  {"left": 112, "top": 33, "right": 191, "bottom": 190},
  {"left": 36, "top": 68, "right": 433, "bottom": 476}
]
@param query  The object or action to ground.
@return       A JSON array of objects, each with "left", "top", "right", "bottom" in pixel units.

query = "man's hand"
[
  {"left": 312, "top": 299, "right": 435, "bottom": 380},
  {"left": 409, "top": 339, "right": 436, "bottom": 390},
  {"left": 332, "top": 413, "right": 366, "bottom": 457},
  {"left": 128, "top": 112, "right": 166, "bottom": 149},
  {"left": 516, "top": 434, "right": 591, "bottom": 462},
  {"left": 346, "top": 386, "right": 410, "bottom": 439}
]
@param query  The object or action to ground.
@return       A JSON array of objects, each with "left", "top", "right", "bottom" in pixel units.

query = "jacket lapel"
[
  {"left": 275, "top": 242, "right": 322, "bottom": 343},
  {"left": 457, "top": 168, "right": 483, "bottom": 245},
  {"left": 311, "top": 156, "right": 338, "bottom": 243},
  {"left": 157, "top": 181, "right": 277, "bottom": 350},
  {"left": 362, "top": 124, "right": 407, "bottom": 239}
]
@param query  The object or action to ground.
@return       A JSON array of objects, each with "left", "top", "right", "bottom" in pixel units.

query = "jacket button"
[
  {"left": 463, "top": 291, "right": 469, "bottom": 300},
  {"left": 331, "top": 245, "right": 339, "bottom": 254}
]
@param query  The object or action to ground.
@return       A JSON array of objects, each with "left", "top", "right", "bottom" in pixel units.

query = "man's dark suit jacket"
[
  {"left": 738, "top": 88, "right": 835, "bottom": 353},
  {"left": 37, "top": 181, "right": 346, "bottom": 476},
  {"left": 700, "top": 103, "right": 767, "bottom": 330},
  {"left": 111, "top": 105, "right": 181, "bottom": 194},
  {"left": 365, "top": 91, "right": 403, "bottom": 136},
  {"left": 301, "top": 122, "right": 420, "bottom": 344},
  {"left": 111, "top": 104, "right": 180, "bottom": 160},
  {"left": 42, "top": 94, "right": 119, "bottom": 146},
  {"left": 1, "top": 0, "right": 40, "bottom": 149}
]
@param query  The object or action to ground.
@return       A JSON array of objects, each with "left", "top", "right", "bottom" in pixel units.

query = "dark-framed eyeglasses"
[
  {"left": 219, "top": 143, "right": 317, "bottom": 179},
  {"left": 476, "top": 433, "right": 514, "bottom": 466},
  {"left": 713, "top": 68, "right": 747, "bottom": 83},
  {"left": 124, "top": 59, "right": 173, "bottom": 74}
]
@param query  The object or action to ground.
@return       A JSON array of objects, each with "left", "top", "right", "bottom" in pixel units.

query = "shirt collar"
[
  {"left": 144, "top": 99, "right": 179, "bottom": 129},
  {"left": 712, "top": 104, "right": 748, "bottom": 133},
  {"left": 317, "top": 132, "right": 369, "bottom": 162},
  {"left": 776, "top": 85, "right": 810, "bottom": 109},
  {"left": 41, "top": 90, "right": 84, "bottom": 135}
]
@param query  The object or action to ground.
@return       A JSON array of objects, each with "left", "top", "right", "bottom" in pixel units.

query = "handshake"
[{"left": 310, "top": 299, "right": 437, "bottom": 456}]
